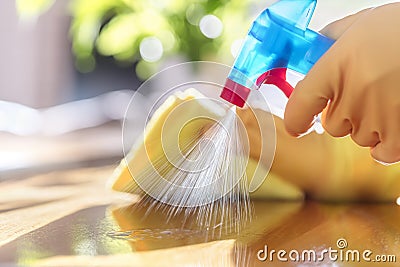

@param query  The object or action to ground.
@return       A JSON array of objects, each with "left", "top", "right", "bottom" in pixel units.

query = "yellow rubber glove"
[
  {"left": 239, "top": 108, "right": 400, "bottom": 202},
  {"left": 284, "top": 3, "right": 400, "bottom": 164}
]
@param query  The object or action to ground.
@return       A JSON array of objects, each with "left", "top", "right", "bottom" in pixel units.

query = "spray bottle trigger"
[{"left": 256, "top": 68, "right": 294, "bottom": 98}]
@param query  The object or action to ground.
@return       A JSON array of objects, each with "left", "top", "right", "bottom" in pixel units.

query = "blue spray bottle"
[{"left": 220, "top": 0, "right": 335, "bottom": 108}]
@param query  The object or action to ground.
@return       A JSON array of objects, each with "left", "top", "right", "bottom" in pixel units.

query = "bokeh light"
[
  {"left": 139, "top": 37, "right": 164, "bottom": 62},
  {"left": 396, "top": 196, "right": 400, "bottom": 206},
  {"left": 199, "top": 15, "right": 223, "bottom": 39}
]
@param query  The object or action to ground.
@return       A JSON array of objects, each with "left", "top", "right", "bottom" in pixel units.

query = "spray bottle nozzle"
[
  {"left": 221, "top": 0, "right": 335, "bottom": 108},
  {"left": 220, "top": 79, "right": 250, "bottom": 108}
]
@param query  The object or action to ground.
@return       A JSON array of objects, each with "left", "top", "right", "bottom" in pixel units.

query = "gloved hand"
[
  {"left": 284, "top": 3, "right": 400, "bottom": 164},
  {"left": 239, "top": 107, "right": 400, "bottom": 202}
]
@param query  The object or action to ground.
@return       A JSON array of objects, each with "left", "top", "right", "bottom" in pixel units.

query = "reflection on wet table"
[{"left": 0, "top": 165, "right": 399, "bottom": 266}]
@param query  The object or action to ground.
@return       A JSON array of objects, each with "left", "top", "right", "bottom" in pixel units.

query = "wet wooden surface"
[{"left": 0, "top": 165, "right": 399, "bottom": 266}]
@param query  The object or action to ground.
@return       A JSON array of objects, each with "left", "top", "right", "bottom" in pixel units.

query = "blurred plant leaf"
[
  {"left": 17, "top": 0, "right": 259, "bottom": 78},
  {"left": 16, "top": 0, "right": 55, "bottom": 20}
]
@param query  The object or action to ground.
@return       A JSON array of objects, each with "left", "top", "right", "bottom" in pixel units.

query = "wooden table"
[{"left": 0, "top": 164, "right": 399, "bottom": 266}]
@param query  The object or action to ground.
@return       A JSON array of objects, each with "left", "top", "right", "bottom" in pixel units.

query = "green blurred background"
[
  {"left": 1, "top": 0, "right": 395, "bottom": 109},
  {"left": 16, "top": 0, "right": 262, "bottom": 80}
]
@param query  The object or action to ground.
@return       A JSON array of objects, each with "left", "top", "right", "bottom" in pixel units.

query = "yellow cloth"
[{"left": 110, "top": 89, "right": 400, "bottom": 202}]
